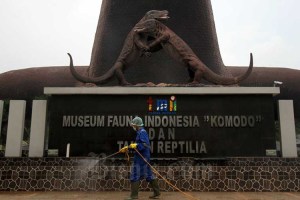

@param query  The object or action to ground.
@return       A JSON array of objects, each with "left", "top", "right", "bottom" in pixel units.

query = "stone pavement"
[{"left": 0, "top": 192, "right": 300, "bottom": 200}]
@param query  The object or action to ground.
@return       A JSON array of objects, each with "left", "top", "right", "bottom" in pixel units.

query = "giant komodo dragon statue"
[
  {"left": 134, "top": 19, "right": 253, "bottom": 85},
  {"left": 68, "top": 10, "right": 170, "bottom": 86},
  {"left": 69, "top": 11, "right": 253, "bottom": 86}
]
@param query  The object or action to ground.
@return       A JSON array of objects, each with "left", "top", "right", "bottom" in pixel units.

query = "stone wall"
[{"left": 0, "top": 157, "right": 299, "bottom": 192}]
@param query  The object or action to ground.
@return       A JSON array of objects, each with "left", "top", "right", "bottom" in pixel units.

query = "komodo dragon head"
[
  {"left": 143, "top": 10, "right": 170, "bottom": 21},
  {"left": 134, "top": 19, "right": 158, "bottom": 35}
]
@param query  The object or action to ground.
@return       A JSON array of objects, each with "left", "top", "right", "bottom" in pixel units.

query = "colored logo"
[{"left": 147, "top": 96, "right": 177, "bottom": 114}]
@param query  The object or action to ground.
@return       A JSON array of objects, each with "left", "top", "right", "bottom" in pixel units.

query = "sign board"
[{"left": 48, "top": 94, "right": 276, "bottom": 158}]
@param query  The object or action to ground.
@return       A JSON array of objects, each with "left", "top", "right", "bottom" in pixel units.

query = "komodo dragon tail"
[
  {"left": 68, "top": 53, "right": 115, "bottom": 84},
  {"left": 204, "top": 53, "right": 253, "bottom": 85}
]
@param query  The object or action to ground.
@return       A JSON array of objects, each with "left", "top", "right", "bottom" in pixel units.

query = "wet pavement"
[{"left": 0, "top": 192, "right": 299, "bottom": 200}]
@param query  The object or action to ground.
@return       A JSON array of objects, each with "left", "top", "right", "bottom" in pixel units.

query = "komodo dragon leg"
[
  {"left": 114, "top": 62, "right": 131, "bottom": 86},
  {"left": 148, "top": 34, "right": 170, "bottom": 49}
]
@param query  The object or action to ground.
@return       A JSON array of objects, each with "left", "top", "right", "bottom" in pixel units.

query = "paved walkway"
[{"left": 0, "top": 192, "right": 299, "bottom": 200}]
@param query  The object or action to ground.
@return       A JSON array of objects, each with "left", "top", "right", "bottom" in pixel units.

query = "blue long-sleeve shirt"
[
  {"left": 135, "top": 128, "right": 150, "bottom": 153},
  {"left": 135, "top": 128, "right": 151, "bottom": 159}
]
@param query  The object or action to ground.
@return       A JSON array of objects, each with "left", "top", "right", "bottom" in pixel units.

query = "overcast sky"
[{"left": 0, "top": 0, "right": 299, "bottom": 74}]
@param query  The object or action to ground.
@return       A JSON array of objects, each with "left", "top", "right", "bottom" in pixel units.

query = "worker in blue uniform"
[{"left": 120, "top": 116, "right": 160, "bottom": 199}]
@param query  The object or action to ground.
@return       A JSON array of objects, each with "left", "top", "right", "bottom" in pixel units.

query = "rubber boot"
[
  {"left": 125, "top": 181, "right": 139, "bottom": 200},
  {"left": 149, "top": 179, "right": 160, "bottom": 199}
]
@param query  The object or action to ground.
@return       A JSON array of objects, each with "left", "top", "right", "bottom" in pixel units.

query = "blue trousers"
[{"left": 130, "top": 154, "right": 154, "bottom": 182}]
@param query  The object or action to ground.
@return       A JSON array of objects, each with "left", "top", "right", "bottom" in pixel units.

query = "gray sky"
[{"left": 0, "top": 0, "right": 299, "bottom": 74}]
